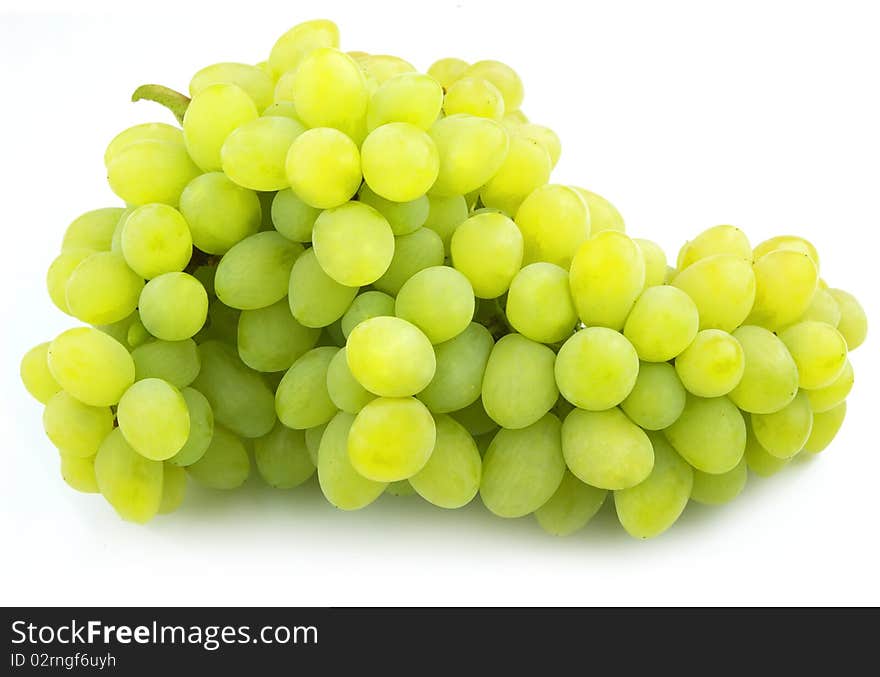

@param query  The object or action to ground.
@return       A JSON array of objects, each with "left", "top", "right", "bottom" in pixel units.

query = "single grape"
[
  {"left": 104, "top": 123, "right": 184, "bottom": 167},
  {"left": 42, "top": 390, "right": 113, "bottom": 458},
  {"left": 427, "top": 57, "right": 469, "bottom": 90},
  {"left": 286, "top": 127, "right": 362, "bottom": 209},
  {"left": 312, "top": 201, "right": 395, "bottom": 286},
  {"left": 728, "top": 325, "right": 799, "bottom": 414},
  {"left": 139, "top": 272, "right": 208, "bottom": 340},
  {"left": 672, "top": 254, "right": 756, "bottom": 332},
  {"left": 751, "top": 390, "right": 813, "bottom": 459},
  {"left": 237, "top": 299, "right": 321, "bottom": 373},
  {"left": 409, "top": 415, "right": 481, "bottom": 508},
  {"left": 677, "top": 225, "right": 751, "bottom": 270},
  {"left": 254, "top": 422, "right": 315, "bottom": 489},
  {"left": 480, "top": 135, "right": 551, "bottom": 216},
  {"left": 168, "top": 387, "right": 214, "bottom": 467},
  {"left": 514, "top": 124, "right": 561, "bottom": 168},
  {"left": 374, "top": 227, "right": 445, "bottom": 295},
  {"left": 190, "top": 61, "right": 274, "bottom": 111},
  {"left": 132, "top": 339, "right": 201, "bottom": 387},
  {"left": 361, "top": 122, "right": 439, "bottom": 202},
  {"left": 106, "top": 140, "right": 200, "bottom": 207},
  {"left": 271, "top": 188, "right": 321, "bottom": 242},
  {"left": 623, "top": 286, "right": 699, "bottom": 362},
  {"left": 366, "top": 72, "right": 443, "bottom": 132},
  {"left": 120, "top": 203, "right": 192, "bottom": 280},
  {"left": 803, "top": 402, "right": 846, "bottom": 453},
  {"left": 505, "top": 263, "right": 577, "bottom": 344},
  {"left": 215, "top": 232, "right": 303, "bottom": 310},
  {"left": 451, "top": 212, "right": 523, "bottom": 299},
  {"left": 444, "top": 77, "right": 505, "bottom": 119},
  {"left": 423, "top": 193, "right": 468, "bottom": 254},
  {"left": 291, "top": 48, "right": 368, "bottom": 139},
  {"left": 183, "top": 83, "right": 258, "bottom": 171},
  {"left": 461, "top": 60, "right": 524, "bottom": 112},
  {"left": 65, "top": 252, "right": 144, "bottom": 325},
  {"left": 117, "top": 378, "right": 190, "bottom": 461},
  {"left": 574, "top": 188, "right": 625, "bottom": 233},
  {"left": 94, "top": 429, "right": 164, "bottom": 523},
  {"left": 418, "top": 323, "right": 494, "bottom": 414},
  {"left": 47, "top": 327, "right": 135, "bottom": 406},
  {"left": 20, "top": 342, "right": 61, "bottom": 404},
  {"left": 179, "top": 172, "right": 262, "bottom": 254},
  {"left": 620, "top": 362, "right": 687, "bottom": 430},
  {"left": 269, "top": 19, "right": 340, "bottom": 77},
  {"left": 221, "top": 116, "right": 306, "bottom": 191},
  {"left": 515, "top": 184, "right": 590, "bottom": 268},
  {"left": 827, "top": 288, "right": 867, "bottom": 350},
  {"left": 62, "top": 208, "right": 126, "bottom": 253},
  {"left": 674, "top": 329, "right": 745, "bottom": 398},
  {"left": 46, "top": 249, "right": 92, "bottom": 315},
  {"left": 428, "top": 115, "right": 509, "bottom": 196},
  {"left": 805, "top": 360, "right": 853, "bottom": 413},
  {"left": 746, "top": 250, "right": 818, "bottom": 331},
  {"left": 534, "top": 470, "right": 607, "bottom": 536},
  {"left": 778, "top": 321, "right": 848, "bottom": 390},
  {"left": 395, "top": 266, "right": 475, "bottom": 344},
  {"left": 555, "top": 327, "right": 639, "bottom": 411},
  {"left": 664, "top": 395, "right": 746, "bottom": 474},
  {"left": 795, "top": 287, "right": 841, "bottom": 327},
  {"left": 690, "top": 457, "right": 748, "bottom": 505},
  {"left": 186, "top": 425, "right": 250, "bottom": 489},
  {"left": 275, "top": 346, "right": 339, "bottom": 429},
  {"left": 753, "top": 235, "right": 819, "bottom": 269},
  {"left": 288, "top": 248, "right": 359, "bottom": 328}
]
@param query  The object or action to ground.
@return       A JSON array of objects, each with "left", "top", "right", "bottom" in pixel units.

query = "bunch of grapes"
[{"left": 20, "top": 19, "right": 867, "bottom": 539}]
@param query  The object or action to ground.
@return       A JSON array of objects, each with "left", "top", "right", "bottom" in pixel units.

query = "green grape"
[
  {"left": 158, "top": 463, "right": 187, "bottom": 514},
  {"left": 326, "top": 348, "right": 376, "bottom": 413},
  {"left": 272, "top": 71, "right": 298, "bottom": 104},
  {"left": 60, "top": 453, "right": 99, "bottom": 493},
  {"left": 461, "top": 60, "right": 524, "bottom": 112},
  {"left": 418, "top": 323, "right": 494, "bottom": 413},
  {"left": 268, "top": 19, "right": 339, "bottom": 77},
  {"left": 291, "top": 48, "right": 368, "bottom": 138},
  {"left": 120, "top": 204, "right": 192, "bottom": 279},
  {"left": 671, "top": 254, "right": 756, "bottom": 332},
  {"left": 514, "top": 184, "right": 590, "bottom": 268},
  {"left": 275, "top": 346, "right": 339, "bottom": 428},
  {"left": 117, "top": 378, "right": 190, "bottom": 461},
  {"left": 20, "top": 342, "right": 61, "bottom": 403},
  {"left": 574, "top": 188, "right": 625, "bottom": 234},
  {"left": 183, "top": 83, "right": 258, "bottom": 171},
  {"left": 190, "top": 62, "right": 274, "bottom": 112},
  {"left": 346, "top": 316, "right": 435, "bottom": 397},
  {"left": 634, "top": 238, "right": 668, "bottom": 287},
  {"left": 480, "top": 414, "right": 565, "bottom": 517},
  {"left": 66, "top": 252, "right": 144, "bottom": 325},
  {"left": 187, "top": 425, "right": 250, "bottom": 489},
  {"left": 744, "top": 421, "right": 789, "bottom": 477},
  {"left": 728, "top": 325, "right": 799, "bottom": 414},
  {"left": 444, "top": 77, "right": 505, "bottom": 119},
  {"left": 428, "top": 115, "right": 509, "bottom": 196},
  {"left": 254, "top": 422, "right": 315, "bottom": 489},
  {"left": 104, "top": 123, "right": 184, "bottom": 167},
  {"left": 221, "top": 116, "right": 305, "bottom": 191},
  {"left": 623, "top": 286, "right": 699, "bottom": 362},
  {"left": 514, "top": 124, "right": 561, "bottom": 168},
  {"left": 304, "top": 423, "right": 328, "bottom": 466},
  {"left": 534, "top": 470, "right": 607, "bottom": 536},
  {"left": 366, "top": 72, "right": 444, "bottom": 131},
  {"left": 358, "top": 54, "right": 417, "bottom": 86},
  {"left": 132, "top": 339, "right": 201, "bottom": 387},
  {"left": 42, "top": 391, "right": 113, "bottom": 458},
  {"left": 796, "top": 287, "right": 841, "bottom": 327},
  {"left": 555, "top": 328, "right": 639, "bottom": 411},
  {"left": 423, "top": 193, "right": 468, "bottom": 254},
  {"left": 199, "top": 299, "right": 241, "bottom": 345},
  {"left": 357, "top": 184, "right": 429, "bottom": 236},
  {"left": 48, "top": 327, "right": 134, "bottom": 406},
  {"left": 215, "top": 232, "right": 302, "bottom": 310},
  {"left": 409, "top": 414, "right": 481, "bottom": 508},
  {"left": 286, "top": 127, "right": 362, "bottom": 209},
  {"left": 139, "top": 273, "right": 208, "bottom": 340},
  {"left": 481, "top": 135, "right": 551, "bottom": 216},
  {"left": 179, "top": 172, "right": 262, "bottom": 254},
  {"left": 427, "top": 57, "right": 469, "bottom": 90},
  {"left": 237, "top": 299, "right": 320, "bottom": 372},
  {"left": 386, "top": 480, "right": 416, "bottom": 497},
  {"left": 828, "top": 288, "right": 867, "bottom": 350},
  {"left": 805, "top": 360, "right": 853, "bottom": 413},
  {"left": 95, "top": 428, "right": 164, "bottom": 523},
  {"left": 614, "top": 433, "right": 692, "bottom": 539},
  {"left": 746, "top": 250, "right": 818, "bottom": 331},
  {"left": 62, "top": 208, "right": 126, "bottom": 253},
  {"left": 361, "top": 122, "right": 439, "bottom": 202},
  {"left": 271, "top": 188, "right": 321, "bottom": 242},
  {"left": 621, "top": 362, "right": 686, "bottom": 430},
  {"left": 46, "top": 249, "right": 92, "bottom": 314},
  {"left": 395, "top": 266, "right": 474, "bottom": 344},
  {"left": 312, "top": 202, "right": 395, "bottom": 286},
  {"left": 126, "top": 317, "right": 150, "bottom": 348},
  {"left": 779, "top": 321, "right": 847, "bottom": 390},
  {"left": 288, "top": 248, "right": 359, "bottom": 328},
  {"left": 562, "top": 407, "right": 654, "bottom": 489},
  {"left": 751, "top": 390, "right": 812, "bottom": 459},
  {"left": 690, "top": 457, "right": 747, "bottom": 505},
  {"left": 482, "top": 334, "right": 558, "bottom": 429},
  {"left": 452, "top": 398, "right": 498, "bottom": 437},
  {"left": 191, "top": 340, "right": 276, "bottom": 438},
  {"left": 674, "top": 329, "right": 745, "bottom": 398},
  {"left": 804, "top": 402, "right": 846, "bottom": 453},
  {"left": 753, "top": 235, "right": 819, "bottom": 268},
  {"left": 341, "top": 291, "right": 396, "bottom": 339},
  {"left": 450, "top": 212, "right": 523, "bottom": 298},
  {"left": 317, "top": 411, "right": 386, "bottom": 510},
  {"left": 664, "top": 395, "right": 746, "bottom": 474},
  {"left": 677, "top": 225, "right": 752, "bottom": 270},
  {"left": 106, "top": 140, "right": 200, "bottom": 207},
  {"left": 505, "top": 263, "right": 577, "bottom": 344},
  {"left": 374, "top": 227, "right": 445, "bottom": 295},
  {"left": 569, "top": 232, "right": 645, "bottom": 330},
  {"left": 168, "top": 387, "right": 214, "bottom": 467}
]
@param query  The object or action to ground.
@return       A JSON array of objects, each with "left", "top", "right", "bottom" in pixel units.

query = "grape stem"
[{"left": 131, "top": 84, "right": 190, "bottom": 124}]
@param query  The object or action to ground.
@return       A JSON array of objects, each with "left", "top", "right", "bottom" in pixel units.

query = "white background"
[{"left": 1, "top": 0, "right": 877, "bottom": 606}]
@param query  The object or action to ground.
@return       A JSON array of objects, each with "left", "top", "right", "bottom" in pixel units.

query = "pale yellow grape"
[
  {"left": 326, "top": 348, "right": 376, "bottom": 413},
  {"left": 48, "top": 327, "right": 134, "bottom": 406},
  {"left": 95, "top": 428, "right": 164, "bottom": 523},
  {"left": 361, "top": 122, "right": 439, "bottom": 202},
  {"left": 419, "top": 323, "right": 494, "bottom": 414},
  {"left": 318, "top": 411, "right": 386, "bottom": 510},
  {"left": 62, "top": 208, "right": 126, "bottom": 253},
  {"left": 506, "top": 263, "right": 577, "bottom": 344},
  {"left": 312, "top": 202, "right": 395, "bottom": 286},
  {"left": 671, "top": 254, "right": 756, "bottom": 332},
  {"left": 275, "top": 347, "right": 339, "bottom": 429},
  {"left": 480, "top": 414, "right": 565, "bottom": 517},
  {"left": 66, "top": 252, "right": 143, "bottom": 325},
  {"left": 690, "top": 457, "right": 747, "bottom": 505},
  {"left": 797, "top": 287, "right": 841, "bottom": 327},
  {"left": 779, "top": 321, "right": 847, "bottom": 390},
  {"left": 120, "top": 204, "right": 191, "bottom": 280},
  {"left": 366, "top": 72, "right": 444, "bottom": 131},
  {"left": 574, "top": 188, "right": 625, "bottom": 234},
  {"left": 179, "top": 173, "right": 261, "bottom": 254},
  {"left": 555, "top": 327, "right": 639, "bottom": 411},
  {"left": 158, "top": 464, "right": 187, "bottom": 514},
  {"left": 346, "top": 316, "right": 435, "bottom": 397},
  {"left": 20, "top": 342, "right": 60, "bottom": 403},
  {"left": 60, "top": 453, "right": 99, "bottom": 494},
  {"left": 428, "top": 115, "right": 509, "bottom": 196},
  {"left": 753, "top": 235, "right": 819, "bottom": 269},
  {"left": 534, "top": 470, "right": 607, "bottom": 536},
  {"left": 288, "top": 249, "right": 359, "bottom": 328},
  {"left": 286, "top": 128, "right": 362, "bottom": 209},
  {"left": 443, "top": 77, "right": 505, "bottom": 119},
  {"left": 674, "top": 329, "right": 745, "bottom": 398},
  {"left": 183, "top": 84, "right": 258, "bottom": 171},
  {"left": 357, "top": 54, "right": 417, "bottom": 86},
  {"left": 104, "top": 123, "right": 184, "bottom": 167},
  {"left": 395, "top": 266, "right": 475, "bottom": 344},
  {"left": 614, "top": 433, "right": 693, "bottom": 539},
  {"left": 268, "top": 19, "right": 339, "bottom": 77},
  {"left": 514, "top": 124, "right": 561, "bottom": 168},
  {"left": 677, "top": 225, "right": 752, "bottom": 270},
  {"left": 262, "top": 102, "right": 300, "bottom": 119},
  {"left": 304, "top": 423, "right": 327, "bottom": 466},
  {"left": 131, "top": 339, "right": 200, "bottom": 387},
  {"left": 254, "top": 422, "right": 315, "bottom": 489},
  {"left": 106, "top": 140, "right": 200, "bottom": 207},
  {"left": 117, "top": 378, "right": 190, "bottom": 461},
  {"left": 624, "top": 286, "right": 699, "bottom": 362},
  {"left": 189, "top": 62, "right": 274, "bottom": 112},
  {"left": 634, "top": 238, "right": 668, "bottom": 287},
  {"left": 43, "top": 391, "right": 113, "bottom": 458},
  {"left": 291, "top": 48, "right": 368, "bottom": 138},
  {"left": 747, "top": 250, "right": 818, "bottom": 331},
  {"left": 751, "top": 390, "right": 812, "bottom": 459},
  {"left": 805, "top": 360, "right": 853, "bottom": 413},
  {"left": 450, "top": 212, "right": 523, "bottom": 298},
  {"left": 664, "top": 395, "right": 746, "bottom": 474},
  {"left": 462, "top": 60, "right": 524, "bottom": 112},
  {"left": 186, "top": 425, "right": 250, "bottom": 489},
  {"left": 271, "top": 188, "right": 320, "bottom": 242},
  {"left": 272, "top": 71, "right": 297, "bottom": 104},
  {"left": 409, "top": 415, "right": 481, "bottom": 508},
  {"left": 168, "top": 387, "right": 214, "bottom": 467},
  {"left": 46, "top": 249, "right": 92, "bottom": 314},
  {"left": 427, "top": 57, "right": 469, "bottom": 90},
  {"left": 126, "top": 317, "right": 150, "bottom": 348},
  {"left": 374, "top": 227, "right": 445, "bottom": 295},
  {"left": 728, "top": 325, "right": 799, "bottom": 414},
  {"left": 480, "top": 135, "right": 551, "bottom": 216},
  {"left": 423, "top": 194, "right": 468, "bottom": 254},
  {"left": 621, "top": 362, "right": 686, "bottom": 430},
  {"left": 515, "top": 184, "right": 590, "bottom": 268},
  {"left": 828, "top": 288, "right": 867, "bottom": 350},
  {"left": 237, "top": 300, "right": 320, "bottom": 372},
  {"left": 804, "top": 402, "right": 846, "bottom": 453},
  {"left": 341, "top": 291, "right": 396, "bottom": 339},
  {"left": 562, "top": 408, "right": 654, "bottom": 490},
  {"left": 215, "top": 232, "right": 302, "bottom": 310},
  {"left": 221, "top": 116, "right": 305, "bottom": 191},
  {"left": 357, "top": 184, "right": 429, "bottom": 236},
  {"left": 744, "top": 421, "right": 789, "bottom": 477},
  {"left": 139, "top": 273, "right": 208, "bottom": 341}
]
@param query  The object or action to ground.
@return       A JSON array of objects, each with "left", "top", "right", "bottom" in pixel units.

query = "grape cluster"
[{"left": 20, "top": 20, "right": 868, "bottom": 538}]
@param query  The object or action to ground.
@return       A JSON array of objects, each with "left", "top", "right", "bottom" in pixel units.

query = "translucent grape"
[
  {"left": 805, "top": 360, "right": 853, "bottom": 413},
  {"left": 620, "top": 362, "right": 686, "bottom": 430},
  {"left": 62, "top": 208, "right": 126, "bottom": 253},
  {"left": 286, "top": 127, "right": 362, "bottom": 209},
  {"left": 624, "top": 286, "right": 699, "bottom": 362},
  {"left": 317, "top": 411, "right": 386, "bottom": 510},
  {"left": 534, "top": 470, "right": 607, "bottom": 536},
  {"left": 753, "top": 235, "right": 819, "bottom": 268},
  {"left": 190, "top": 62, "right": 273, "bottom": 112},
  {"left": 409, "top": 415, "right": 481, "bottom": 508},
  {"left": 828, "top": 288, "right": 867, "bottom": 350},
  {"left": 187, "top": 425, "right": 250, "bottom": 489},
  {"left": 514, "top": 124, "right": 561, "bottom": 168},
  {"left": 270, "top": 188, "right": 320, "bottom": 242},
  {"left": 46, "top": 249, "right": 92, "bottom": 315},
  {"left": 120, "top": 203, "right": 192, "bottom": 280},
  {"left": 751, "top": 390, "right": 813, "bottom": 459},
  {"left": 60, "top": 453, "right": 99, "bottom": 494},
  {"left": 254, "top": 422, "right": 315, "bottom": 489},
  {"left": 427, "top": 57, "right": 469, "bottom": 90},
  {"left": 555, "top": 328, "right": 639, "bottom": 411},
  {"left": 43, "top": 391, "right": 113, "bottom": 458},
  {"left": 671, "top": 254, "right": 756, "bottom": 332},
  {"left": 292, "top": 47, "right": 368, "bottom": 138},
  {"left": 374, "top": 227, "right": 445, "bottom": 296},
  {"left": 444, "top": 77, "right": 505, "bottom": 119},
  {"left": 357, "top": 184, "right": 429, "bottom": 236},
  {"left": 361, "top": 122, "right": 439, "bottom": 202},
  {"left": 779, "top": 321, "right": 847, "bottom": 390},
  {"left": 168, "top": 387, "right": 214, "bottom": 466},
  {"left": 481, "top": 135, "right": 551, "bottom": 216},
  {"left": 132, "top": 339, "right": 201, "bottom": 387},
  {"left": 20, "top": 342, "right": 61, "bottom": 403},
  {"left": 95, "top": 429, "right": 164, "bottom": 523},
  {"left": 690, "top": 457, "right": 747, "bottom": 505},
  {"left": 418, "top": 323, "right": 494, "bottom": 413},
  {"left": 366, "top": 72, "right": 444, "bottom": 131},
  {"left": 395, "top": 266, "right": 475, "bottom": 344},
  {"left": 505, "top": 263, "right": 576, "bottom": 344},
  {"left": 451, "top": 212, "right": 523, "bottom": 299},
  {"left": 117, "top": 378, "right": 190, "bottom": 461},
  {"left": 423, "top": 194, "right": 468, "bottom": 253},
  {"left": 312, "top": 201, "right": 395, "bottom": 286},
  {"left": 275, "top": 346, "right": 339, "bottom": 429},
  {"left": 106, "top": 140, "right": 200, "bottom": 207},
  {"left": 461, "top": 60, "right": 524, "bottom": 112},
  {"left": 288, "top": 248, "right": 359, "bottom": 328},
  {"left": 677, "top": 225, "right": 751, "bottom": 270},
  {"left": 744, "top": 421, "right": 789, "bottom": 477},
  {"left": 183, "top": 83, "right": 258, "bottom": 171},
  {"left": 728, "top": 325, "right": 799, "bottom": 414},
  {"left": 48, "top": 327, "right": 135, "bottom": 406},
  {"left": 179, "top": 172, "right": 262, "bottom": 254},
  {"left": 674, "top": 329, "right": 745, "bottom": 398},
  {"left": 804, "top": 402, "right": 846, "bottom": 453},
  {"left": 575, "top": 188, "right": 625, "bottom": 234},
  {"left": 341, "top": 291, "right": 396, "bottom": 339},
  {"left": 104, "top": 123, "right": 183, "bottom": 167},
  {"left": 237, "top": 299, "right": 320, "bottom": 372},
  {"left": 746, "top": 250, "right": 818, "bottom": 331},
  {"left": 796, "top": 287, "right": 841, "bottom": 327},
  {"left": 358, "top": 54, "right": 418, "bottom": 85},
  {"left": 66, "top": 252, "right": 144, "bottom": 325},
  {"left": 139, "top": 273, "right": 208, "bottom": 341},
  {"left": 634, "top": 238, "right": 668, "bottom": 287},
  {"left": 664, "top": 395, "right": 746, "bottom": 474},
  {"left": 268, "top": 19, "right": 340, "bottom": 77},
  {"left": 215, "top": 232, "right": 302, "bottom": 310},
  {"left": 428, "top": 115, "right": 509, "bottom": 196},
  {"left": 326, "top": 348, "right": 376, "bottom": 413},
  {"left": 515, "top": 184, "right": 590, "bottom": 268},
  {"left": 221, "top": 116, "right": 306, "bottom": 191}
]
